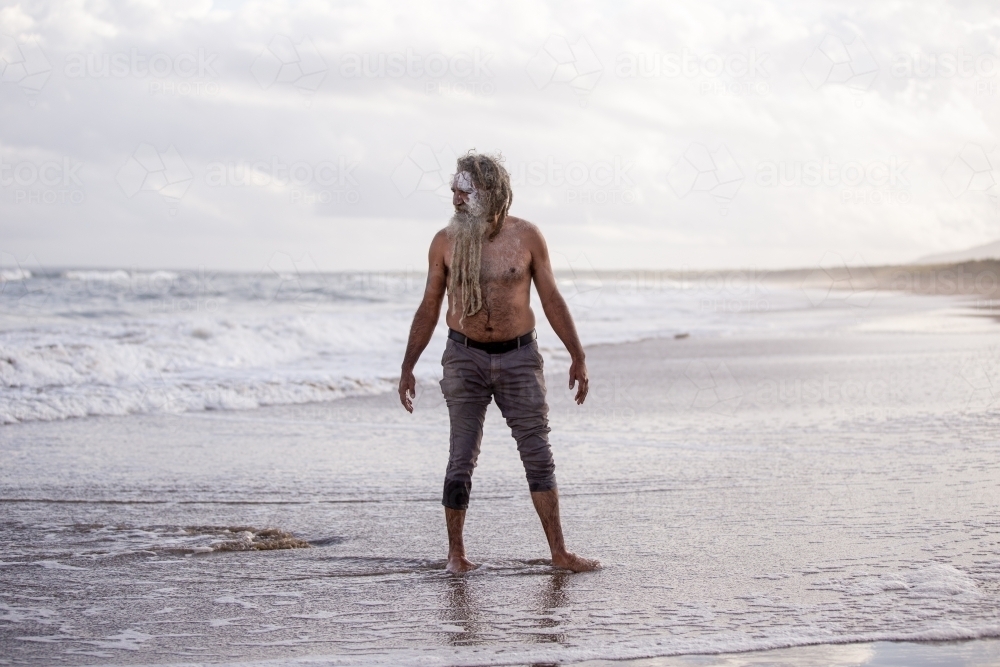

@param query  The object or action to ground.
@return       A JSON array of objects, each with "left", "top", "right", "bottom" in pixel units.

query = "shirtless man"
[{"left": 398, "top": 151, "right": 600, "bottom": 574}]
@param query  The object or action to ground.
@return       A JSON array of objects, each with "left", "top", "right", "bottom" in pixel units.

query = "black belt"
[{"left": 448, "top": 328, "right": 536, "bottom": 355}]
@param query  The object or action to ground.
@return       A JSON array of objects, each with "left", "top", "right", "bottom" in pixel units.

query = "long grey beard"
[{"left": 448, "top": 204, "right": 489, "bottom": 324}]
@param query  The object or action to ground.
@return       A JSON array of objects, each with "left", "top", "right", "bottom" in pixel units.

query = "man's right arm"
[{"left": 399, "top": 230, "right": 449, "bottom": 413}]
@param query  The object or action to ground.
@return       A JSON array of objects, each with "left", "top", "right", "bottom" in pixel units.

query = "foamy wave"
[
  {"left": 0, "top": 308, "right": 420, "bottom": 424},
  {"left": 0, "top": 374, "right": 396, "bottom": 424},
  {"left": 0, "top": 269, "right": 31, "bottom": 281},
  {"left": 814, "top": 563, "right": 982, "bottom": 601},
  {"left": 62, "top": 270, "right": 179, "bottom": 282}
]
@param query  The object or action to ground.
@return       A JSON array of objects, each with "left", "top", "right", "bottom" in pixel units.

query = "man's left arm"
[{"left": 528, "top": 225, "right": 589, "bottom": 405}]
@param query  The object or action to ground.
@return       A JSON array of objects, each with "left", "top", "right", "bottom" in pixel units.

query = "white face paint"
[{"left": 452, "top": 171, "right": 475, "bottom": 194}]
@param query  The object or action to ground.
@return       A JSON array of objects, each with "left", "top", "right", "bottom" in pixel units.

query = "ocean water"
[
  {"left": 0, "top": 266, "right": 980, "bottom": 425},
  {"left": 3, "top": 268, "right": 1000, "bottom": 665}
]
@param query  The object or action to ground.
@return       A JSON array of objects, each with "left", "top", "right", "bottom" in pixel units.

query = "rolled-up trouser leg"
[
  {"left": 439, "top": 340, "right": 492, "bottom": 510},
  {"left": 493, "top": 341, "right": 556, "bottom": 493}
]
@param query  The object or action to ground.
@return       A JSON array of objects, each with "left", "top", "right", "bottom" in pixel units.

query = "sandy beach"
[{"left": 3, "top": 281, "right": 1000, "bottom": 665}]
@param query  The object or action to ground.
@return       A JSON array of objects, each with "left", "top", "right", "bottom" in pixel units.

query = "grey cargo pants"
[{"left": 439, "top": 336, "right": 556, "bottom": 510}]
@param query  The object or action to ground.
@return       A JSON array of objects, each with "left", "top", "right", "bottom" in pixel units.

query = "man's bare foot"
[
  {"left": 551, "top": 552, "right": 601, "bottom": 572},
  {"left": 446, "top": 555, "right": 479, "bottom": 574}
]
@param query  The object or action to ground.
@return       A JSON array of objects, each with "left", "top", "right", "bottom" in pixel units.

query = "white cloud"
[
  {"left": 0, "top": 0, "right": 998, "bottom": 270},
  {"left": 0, "top": 5, "right": 36, "bottom": 34}
]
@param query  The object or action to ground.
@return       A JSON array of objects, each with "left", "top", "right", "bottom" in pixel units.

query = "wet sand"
[
  {"left": 581, "top": 638, "right": 1000, "bottom": 666},
  {"left": 2, "top": 314, "right": 1000, "bottom": 665}
]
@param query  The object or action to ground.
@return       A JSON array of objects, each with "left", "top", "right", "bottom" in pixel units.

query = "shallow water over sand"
[{"left": 3, "top": 320, "right": 1000, "bottom": 665}]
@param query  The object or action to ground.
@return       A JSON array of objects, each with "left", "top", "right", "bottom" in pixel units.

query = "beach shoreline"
[{"left": 2, "top": 290, "right": 999, "bottom": 666}]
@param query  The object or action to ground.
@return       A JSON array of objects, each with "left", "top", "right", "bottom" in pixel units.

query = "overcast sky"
[{"left": 1, "top": 0, "right": 998, "bottom": 272}]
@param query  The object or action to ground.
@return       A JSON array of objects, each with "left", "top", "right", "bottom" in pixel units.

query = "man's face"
[
  {"left": 452, "top": 186, "right": 470, "bottom": 209},
  {"left": 451, "top": 171, "right": 475, "bottom": 210}
]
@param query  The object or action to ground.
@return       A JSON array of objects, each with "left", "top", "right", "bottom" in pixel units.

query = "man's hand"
[
  {"left": 399, "top": 369, "right": 416, "bottom": 413},
  {"left": 569, "top": 358, "right": 589, "bottom": 405}
]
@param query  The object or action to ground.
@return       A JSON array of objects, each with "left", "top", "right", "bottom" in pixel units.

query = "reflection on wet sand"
[
  {"left": 532, "top": 571, "right": 570, "bottom": 644},
  {"left": 440, "top": 567, "right": 574, "bottom": 646},
  {"left": 441, "top": 573, "right": 484, "bottom": 646}
]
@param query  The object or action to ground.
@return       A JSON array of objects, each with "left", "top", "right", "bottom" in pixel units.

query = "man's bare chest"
[{"left": 478, "top": 241, "right": 531, "bottom": 288}]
